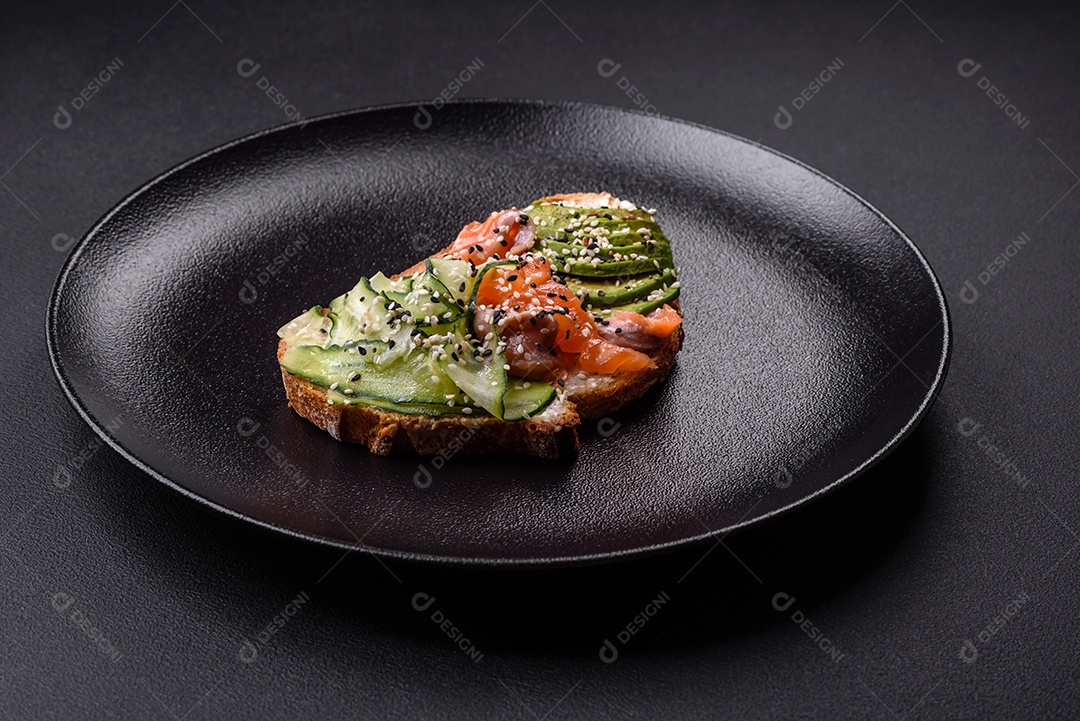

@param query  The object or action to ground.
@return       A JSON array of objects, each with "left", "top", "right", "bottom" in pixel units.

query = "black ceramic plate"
[{"left": 47, "top": 100, "right": 949, "bottom": 567}]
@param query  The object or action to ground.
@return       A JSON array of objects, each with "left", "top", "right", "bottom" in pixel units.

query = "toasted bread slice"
[
  {"left": 278, "top": 192, "right": 682, "bottom": 458},
  {"left": 278, "top": 312, "right": 681, "bottom": 459}
]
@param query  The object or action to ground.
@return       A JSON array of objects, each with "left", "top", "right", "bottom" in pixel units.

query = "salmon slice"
[
  {"left": 474, "top": 257, "right": 655, "bottom": 378},
  {"left": 399, "top": 208, "right": 536, "bottom": 277},
  {"left": 598, "top": 304, "right": 683, "bottom": 351}
]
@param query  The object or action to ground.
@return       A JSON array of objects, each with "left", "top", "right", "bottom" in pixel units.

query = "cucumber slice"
[
  {"left": 280, "top": 343, "right": 459, "bottom": 405},
  {"left": 368, "top": 272, "right": 413, "bottom": 296},
  {"left": 389, "top": 271, "right": 462, "bottom": 326},
  {"left": 328, "top": 278, "right": 395, "bottom": 343},
  {"left": 433, "top": 332, "right": 507, "bottom": 419},
  {"left": 326, "top": 388, "right": 477, "bottom": 416},
  {"left": 425, "top": 257, "right": 477, "bottom": 305},
  {"left": 502, "top": 378, "right": 557, "bottom": 421},
  {"left": 277, "top": 306, "right": 333, "bottom": 347}
]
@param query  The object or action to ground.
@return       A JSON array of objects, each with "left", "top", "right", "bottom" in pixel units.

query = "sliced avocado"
[
  {"left": 538, "top": 238, "right": 671, "bottom": 263},
  {"left": 564, "top": 268, "right": 677, "bottom": 308},
  {"left": 550, "top": 254, "right": 673, "bottom": 278},
  {"left": 594, "top": 282, "right": 680, "bottom": 318},
  {"left": 528, "top": 203, "right": 665, "bottom": 246},
  {"left": 527, "top": 202, "right": 652, "bottom": 226}
]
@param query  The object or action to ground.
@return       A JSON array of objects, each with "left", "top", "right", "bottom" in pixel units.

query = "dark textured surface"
[
  {"left": 5, "top": 0, "right": 1079, "bottom": 718},
  {"left": 48, "top": 101, "right": 949, "bottom": 565}
]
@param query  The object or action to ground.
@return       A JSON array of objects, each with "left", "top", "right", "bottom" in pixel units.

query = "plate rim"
[{"left": 45, "top": 98, "right": 952, "bottom": 567}]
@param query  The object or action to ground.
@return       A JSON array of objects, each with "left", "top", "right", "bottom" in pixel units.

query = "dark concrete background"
[{"left": 3, "top": 1, "right": 1078, "bottom": 718}]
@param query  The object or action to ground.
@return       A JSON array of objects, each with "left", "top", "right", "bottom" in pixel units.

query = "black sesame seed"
[
  {"left": 614, "top": 328, "right": 622, "bottom": 334},
  {"left": 482, "top": 348, "right": 493, "bottom": 357},
  {"left": 357, "top": 347, "right": 367, "bottom": 355},
  {"left": 458, "top": 282, "right": 466, "bottom": 292},
  {"left": 349, "top": 372, "right": 361, "bottom": 381},
  {"left": 451, "top": 352, "right": 459, "bottom": 361},
  {"left": 565, "top": 330, "right": 571, "bottom": 339},
  {"left": 388, "top": 340, "right": 396, "bottom": 349},
  {"left": 507, "top": 274, "right": 518, "bottom": 281}
]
